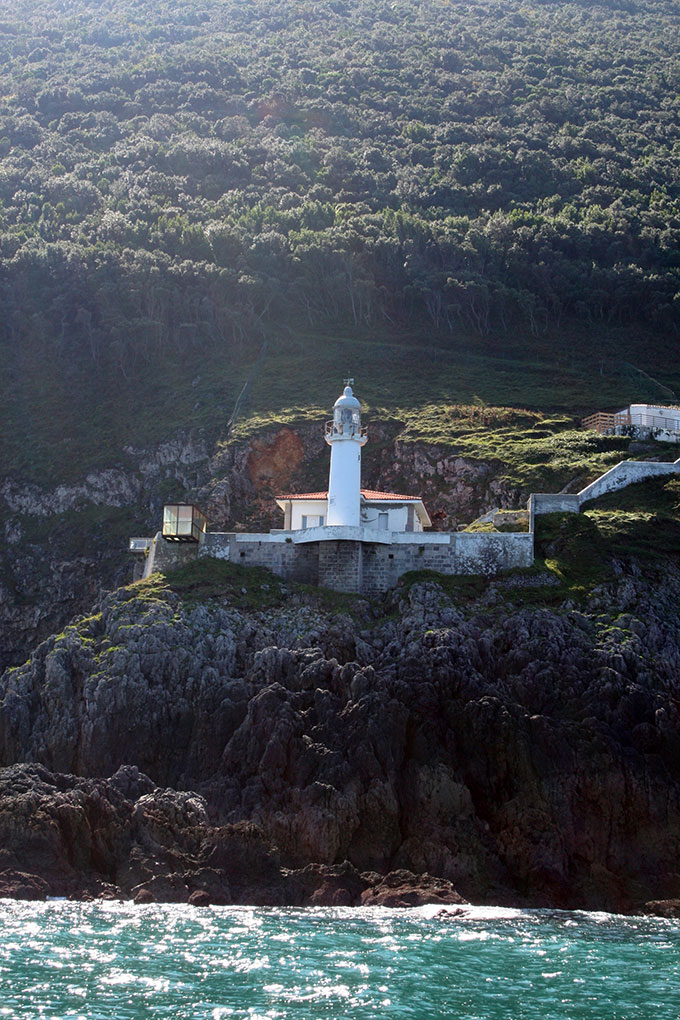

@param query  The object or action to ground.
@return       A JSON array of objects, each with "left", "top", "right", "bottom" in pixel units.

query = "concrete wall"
[
  {"left": 202, "top": 532, "right": 320, "bottom": 585},
  {"left": 529, "top": 494, "right": 581, "bottom": 527},
  {"left": 454, "top": 532, "right": 533, "bottom": 573},
  {"left": 361, "top": 538, "right": 452, "bottom": 594},
  {"left": 319, "top": 541, "right": 363, "bottom": 592},
  {"left": 577, "top": 458, "right": 680, "bottom": 505},
  {"left": 187, "top": 527, "right": 534, "bottom": 594},
  {"left": 359, "top": 532, "right": 533, "bottom": 594},
  {"left": 143, "top": 532, "right": 204, "bottom": 578}
]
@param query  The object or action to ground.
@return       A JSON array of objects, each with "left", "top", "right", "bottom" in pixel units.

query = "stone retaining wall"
[{"left": 577, "top": 458, "right": 680, "bottom": 505}]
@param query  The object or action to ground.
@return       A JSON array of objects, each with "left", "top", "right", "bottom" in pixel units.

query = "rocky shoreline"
[
  {"left": 2, "top": 565, "right": 680, "bottom": 916},
  {"left": 0, "top": 762, "right": 467, "bottom": 909},
  {"left": 0, "top": 762, "right": 676, "bottom": 920}
]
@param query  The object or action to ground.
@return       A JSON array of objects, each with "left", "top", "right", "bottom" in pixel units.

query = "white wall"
[
  {"left": 290, "top": 500, "right": 328, "bottom": 530},
  {"left": 629, "top": 404, "right": 680, "bottom": 430},
  {"left": 360, "top": 503, "right": 423, "bottom": 533},
  {"left": 288, "top": 499, "right": 424, "bottom": 532},
  {"left": 578, "top": 458, "right": 680, "bottom": 505}
]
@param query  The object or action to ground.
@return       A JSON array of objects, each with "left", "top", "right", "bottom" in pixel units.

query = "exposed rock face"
[
  {"left": 247, "top": 428, "right": 306, "bottom": 491},
  {"left": 0, "top": 762, "right": 462, "bottom": 906},
  {"left": 0, "top": 431, "right": 211, "bottom": 672},
  {"left": 2, "top": 569, "right": 680, "bottom": 912},
  {"left": 374, "top": 439, "right": 521, "bottom": 525}
]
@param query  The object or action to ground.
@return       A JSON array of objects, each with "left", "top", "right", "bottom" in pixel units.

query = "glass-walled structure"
[{"left": 162, "top": 504, "right": 208, "bottom": 543}]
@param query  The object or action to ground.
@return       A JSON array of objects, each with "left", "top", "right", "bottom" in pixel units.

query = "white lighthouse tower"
[{"left": 325, "top": 379, "right": 367, "bottom": 527}]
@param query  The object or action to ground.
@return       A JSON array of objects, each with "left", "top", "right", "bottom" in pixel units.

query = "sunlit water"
[{"left": 0, "top": 901, "right": 679, "bottom": 1019}]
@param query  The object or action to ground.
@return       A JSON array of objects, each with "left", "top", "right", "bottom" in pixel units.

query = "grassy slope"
[
  {"left": 3, "top": 317, "right": 678, "bottom": 490},
  {"left": 398, "top": 475, "right": 680, "bottom": 609}
]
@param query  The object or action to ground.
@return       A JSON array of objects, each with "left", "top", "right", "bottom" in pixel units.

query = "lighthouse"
[{"left": 324, "top": 379, "right": 368, "bottom": 527}]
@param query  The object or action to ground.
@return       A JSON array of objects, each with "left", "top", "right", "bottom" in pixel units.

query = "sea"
[{"left": 0, "top": 901, "right": 678, "bottom": 1019}]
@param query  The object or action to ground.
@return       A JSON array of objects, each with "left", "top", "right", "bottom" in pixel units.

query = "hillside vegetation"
[{"left": 1, "top": 0, "right": 679, "bottom": 483}]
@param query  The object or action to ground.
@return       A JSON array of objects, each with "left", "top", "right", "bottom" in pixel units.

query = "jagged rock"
[
  {"left": 642, "top": 900, "right": 680, "bottom": 918},
  {"left": 188, "top": 889, "right": 211, "bottom": 907},
  {"left": 0, "top": 763, "right": 279, "bottom": 903},
  {"left": 0, "top": 869, "right": 50, "bottom": 901},
  {"left": 285, "top": 861, "right": 368, "bottom": 906},
  {"left": 360, "top": 870, "right": 467, "bottom": 908},
  {"left": 0, "top": 432, "right": 211, "bottom": 674},
  {"left": 2, "top": 566, "right": 680, "bottom": 912},
  {"left": 134, "top": 888, "right": 156, "bottom": 904}
]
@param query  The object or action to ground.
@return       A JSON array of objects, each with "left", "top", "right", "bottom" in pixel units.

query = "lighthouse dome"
[{"left": 334, "top": 385, "right": 361, "bottom": 409}]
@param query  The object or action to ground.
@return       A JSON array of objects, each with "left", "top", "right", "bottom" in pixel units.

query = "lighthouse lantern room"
[{"left": 324, "top": 379, "right": 368, "bottom": 527}]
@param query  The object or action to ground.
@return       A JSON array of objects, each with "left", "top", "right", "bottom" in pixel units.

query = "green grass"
[
  {"left": 3, "top": 316, "right": 678, "bottom": 489},
  {"left": 583, "top": 476, "right": 680, "bottom": 563},
  {"left": 400, "top": 476, "right": 680, "bottom": 611},
  {"left": 158, "top": 557, "right": 288, "bottom": 609},
  {"left": 152, "top": 556, "right": 367, "bottom": 615},
  {"left": 582, "top": 475, "right": 680, "bottom": 516}
]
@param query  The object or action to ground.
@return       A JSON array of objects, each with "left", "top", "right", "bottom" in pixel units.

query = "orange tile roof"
[
  {"left": 277, "top": 489, "right": 422, "bottom": 502},
  {"left": 360, "top": 489, "right": 421, "bottom": 501},
  {"left": 277, "top": 491, "right": 328, "bottom": 500}
]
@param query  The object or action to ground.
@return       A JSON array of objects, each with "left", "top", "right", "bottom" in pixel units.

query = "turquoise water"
[{"left": 0, "top": 902, "right": 679, "bottom": 1019}]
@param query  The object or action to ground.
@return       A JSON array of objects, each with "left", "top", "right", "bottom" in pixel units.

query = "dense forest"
[
  {"left": 1, "top": 0, "right": 680, "bottom": 483},
  {"left": 1, "top": 0, "right": 680, "bottom": 355}
]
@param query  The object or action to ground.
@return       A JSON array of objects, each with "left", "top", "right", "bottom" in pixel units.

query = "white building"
[
  {"left": 583, "top": 403, "right": 680, "bottom": 442},
  {"left": 276, "top": 381, "right": 430, "bottom": 533},
  {"left": 275, "top": 488, "right": 431, "bottom": 533}
]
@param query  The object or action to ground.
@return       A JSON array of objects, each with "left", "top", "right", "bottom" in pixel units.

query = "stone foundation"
[
  {"left": 139, "top": 528, "right": 534, "bottom": 594},
  {"left": 140, "top": 528, "right": 534, "bottom": 594}
]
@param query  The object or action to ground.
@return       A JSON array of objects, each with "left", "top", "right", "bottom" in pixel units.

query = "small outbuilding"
[{"left": 162, "top": 504, "right": 208, "bottom": 543}]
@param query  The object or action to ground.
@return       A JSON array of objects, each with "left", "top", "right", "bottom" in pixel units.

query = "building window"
[{"left": 378, "top": 512, "right": 389, "bottom": 530}]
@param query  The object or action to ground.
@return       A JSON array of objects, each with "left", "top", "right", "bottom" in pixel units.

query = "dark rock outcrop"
[
  {"left": 0, "top": 763, "right": 465, "bottom": 906},
  {"left": 642, "top": 900, "right": 680, "bottom": 919},
  {"left": 2, "top": 569, "right": 680, "bottom": 912}
]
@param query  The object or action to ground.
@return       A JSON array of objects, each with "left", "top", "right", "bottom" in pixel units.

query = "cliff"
[
  {"left": 2, "top": 535, "right": 680, "bottom": 912},
  {"left": 0, "top": 420, "right": 531, "bottom": 673}
]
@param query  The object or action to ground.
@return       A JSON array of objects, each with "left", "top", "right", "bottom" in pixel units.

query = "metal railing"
[
  {"left": 325, "top": 420, "right": 369, "bottom": 439},
  {"left": 583, "top": 410, "right": 680, "bottom": 434},
  {"left": 582, "top": 411, "right": 631, "bottom": 433}
]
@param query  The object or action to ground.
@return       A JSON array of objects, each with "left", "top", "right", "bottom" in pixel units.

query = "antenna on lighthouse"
[{"left": 344, "top": 377, "right": 354, "bottom": 387}]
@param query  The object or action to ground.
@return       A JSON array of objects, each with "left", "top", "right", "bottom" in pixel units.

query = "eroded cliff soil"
[{"left": 1, "top": 564, "right": 679, "bottom": 912}]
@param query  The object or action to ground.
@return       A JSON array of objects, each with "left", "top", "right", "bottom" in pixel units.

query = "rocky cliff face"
[
  {"left": 0, "top": 762, "right": 465, "bottom": 907},
  {"left": 2, "top": 563, "right": 680, "bottom": 912},
  {"left": 0, "top": 422, "right": 520, "bottom": 672},
  {"left": 0, "top": 432, "right": 211, "bottom": 672}
]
